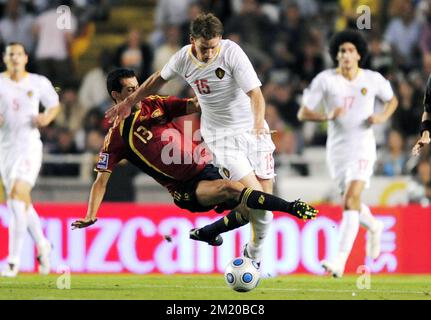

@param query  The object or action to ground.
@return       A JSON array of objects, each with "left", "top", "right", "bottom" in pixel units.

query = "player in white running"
[
  {"left": 297, "top": 30, "right": 398, "bottom": 278},
  {"left": 105, "top": 14, "right": 276, "bottom": 264},
  {"left": 0, "top": 42, "right": 60, "bottom": 277}
]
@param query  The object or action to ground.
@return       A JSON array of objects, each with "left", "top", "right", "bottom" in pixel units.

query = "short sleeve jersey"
[
  {"left": 0, "top": 72, "right": 59, "bottom": 150},
  {"left": 161, "top": 39, "right": 262, "bottom": 142},
  {"left": 302, "top": 69, "right": 394, "bottom": 160}
]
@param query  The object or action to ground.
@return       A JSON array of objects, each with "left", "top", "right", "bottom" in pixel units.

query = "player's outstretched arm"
[
  {"left": 71, "top": 172, "right": 111, "bottom": 229},
  {"left": 105, "top": 71, "right": 167, "bottom": 123},
  {"left": 412, "top": 111, "right": 431, "bottom": 156}
]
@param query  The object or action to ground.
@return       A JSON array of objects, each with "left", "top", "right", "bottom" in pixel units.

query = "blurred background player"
[
  {"left": 412, "top": 73, "right": 431, "bottom": 156},
  {"left": 297, "top": 30, "right": 398, "bottom": 278},
  {"left": 0, "top": 42, "right": 60, "bottom": 277},
  {"left": 71, "top": 68, "right": 316, "bottom": 230},
  {"left": 105, "top": 14, "right": 276, "bottom": 265}
]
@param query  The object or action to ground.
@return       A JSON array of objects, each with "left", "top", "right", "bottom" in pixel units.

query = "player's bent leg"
[
  {"left": 191, "top": 179, "right": 317, "bottom": 248},
  {"left": 192, "top": 180, "right": 247, "bottom": 246},
  {"left": 195, "top": 179, "right": 244, "bottom": 207},
  {"left": 195, "top": 179, "right": 317, "bottom": 219}
]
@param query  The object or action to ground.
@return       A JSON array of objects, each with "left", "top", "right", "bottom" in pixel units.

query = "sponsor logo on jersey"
[
  {"left": 27, "top": 91, "right": 33, "bottom": 98},
  {"left": 97, "top": 153, "right": 109, "bottom": 170},
  {"left": 215, "top": 68, "right": 225, "bottom": 79},
  {"left": 361, "top": 87, "right": 367, "bottom": 96}
]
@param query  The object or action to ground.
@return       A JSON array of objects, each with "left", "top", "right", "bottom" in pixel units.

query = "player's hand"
[
  {"left": 412, "top": 132, "right": 431, "bottom": 156},
  {"left": 327, "top": 107, "right": 346, "bottom": 120},
  {"left": 187, "top": 96, "right": 200, "bottom": 113},
  {"left": 105, "top": 99, "right": 133, "bottom": 123},
  {"left": 71, "top": 218, "right": 98, "bottom": 229},
  {"left": 251, "top": 126, "right": 271, "bottom": 136},
  {"left": 366, "top": 113, "right": 386, "bottom": 125},
  {"left": 32, "top": 114, "right": 51, "bottom": 128}
]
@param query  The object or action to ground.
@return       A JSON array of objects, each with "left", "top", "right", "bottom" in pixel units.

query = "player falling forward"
[
  {"left": 297, "top": 30, "right": 398, "bottom": 278},
  {"left": 0, "top": 42, "right": 61, "bottom": 277},
  {"left": 105, "top": 14, "right": 278, "bottom": 264},
  {"left": 412, "top": 74, "right": 431, "bottom": 156},
  {"left": 71, "top": 69, "right": 317, "bottom": 231}
]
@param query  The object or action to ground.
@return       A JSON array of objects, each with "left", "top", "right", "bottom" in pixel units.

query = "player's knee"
[
  {"left": 9, "top": 185, "right": 29, "bottom": 202},
  {"left": 217, "top": 180, "right": 241, "bottom": 199},
  {"left": 9, "top": 188, "right": 21, "bottom": 200},
  {"left": 344, "top": 194, "right": 360, "bottom": 210}
]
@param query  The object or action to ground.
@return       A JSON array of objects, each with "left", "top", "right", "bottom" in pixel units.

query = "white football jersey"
[
  {"left": 161, "top": 39, "right": 262, "bottom": 142},
  {"left": 0, "top": 72, "right": 59, "bottom": 150},
  {"left": 302, "top": 69, "right": 394, "bottom": 161}
]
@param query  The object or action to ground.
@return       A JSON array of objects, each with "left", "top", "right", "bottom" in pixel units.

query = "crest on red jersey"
[
  {"left": 215, "top": 68, "right": 225, "bottom": 79},
  {"left": 151, "top": 109, "right": 164, "bottom": 118}
]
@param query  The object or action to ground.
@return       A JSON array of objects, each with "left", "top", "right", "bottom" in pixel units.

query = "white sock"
[
  {"left": 6, "top": 199, "right": 28, "bottom": 267},
  {"left": 336, "top": 210, "right": 360, "bottom": 267},
  {"left": 359, "top": 203, "right": 378, "bottom": 232},
  {"left": 247, "top": 209, "right": 273, "bottom": 261},
  {"left": 27, "top": 205, "right": 47, "bottom": 247}
]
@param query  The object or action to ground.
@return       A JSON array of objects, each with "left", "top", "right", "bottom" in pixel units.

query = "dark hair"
[
  {"left": 4, "top": 42, "right": 28, "bottom": 55},
  {"left": 106, "top": 68, "right": 136, "bottom": 100},
  {"left": 329, "top": 30, "right": 368, "bottom": 65},
  {"left": 190, "top": 13, "right": 223, "bottom": 40}
]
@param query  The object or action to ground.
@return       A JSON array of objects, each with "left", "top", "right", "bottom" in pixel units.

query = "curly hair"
[{"left": 329, "top": 30, "right": 368, "bottom": 66}]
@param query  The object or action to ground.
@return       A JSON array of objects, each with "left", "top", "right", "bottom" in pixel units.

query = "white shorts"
[
  {"left": 0, "top": 141, "right": 43, "bottom": 194},
  {"left": 328, "top": 155, "right": 375, "bottom": 194},
  {"left": 205, "top": 132, "right": 276, "bottom": 181}
]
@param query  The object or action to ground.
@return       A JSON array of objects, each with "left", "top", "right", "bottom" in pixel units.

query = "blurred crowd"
[{"left": 0, "top": 0, "right": 430, "bottom": 204}]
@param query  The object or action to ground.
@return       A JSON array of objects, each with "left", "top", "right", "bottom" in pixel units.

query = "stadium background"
[{"left": 0, "top": 0, "right": 430, "bottom": 276}]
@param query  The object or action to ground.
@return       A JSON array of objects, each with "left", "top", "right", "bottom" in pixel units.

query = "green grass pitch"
[{"left": 0, "top": 274, "right": 430, "bottom": 300}]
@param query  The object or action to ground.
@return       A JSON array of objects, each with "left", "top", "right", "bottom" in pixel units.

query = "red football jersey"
[{"left": 95, "top": 95, "right": 210, "bottom": 192}]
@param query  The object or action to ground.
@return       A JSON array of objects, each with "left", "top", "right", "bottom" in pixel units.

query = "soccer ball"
[{"left": 224, "top": 257, "right": 261, "bottom": 292}]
